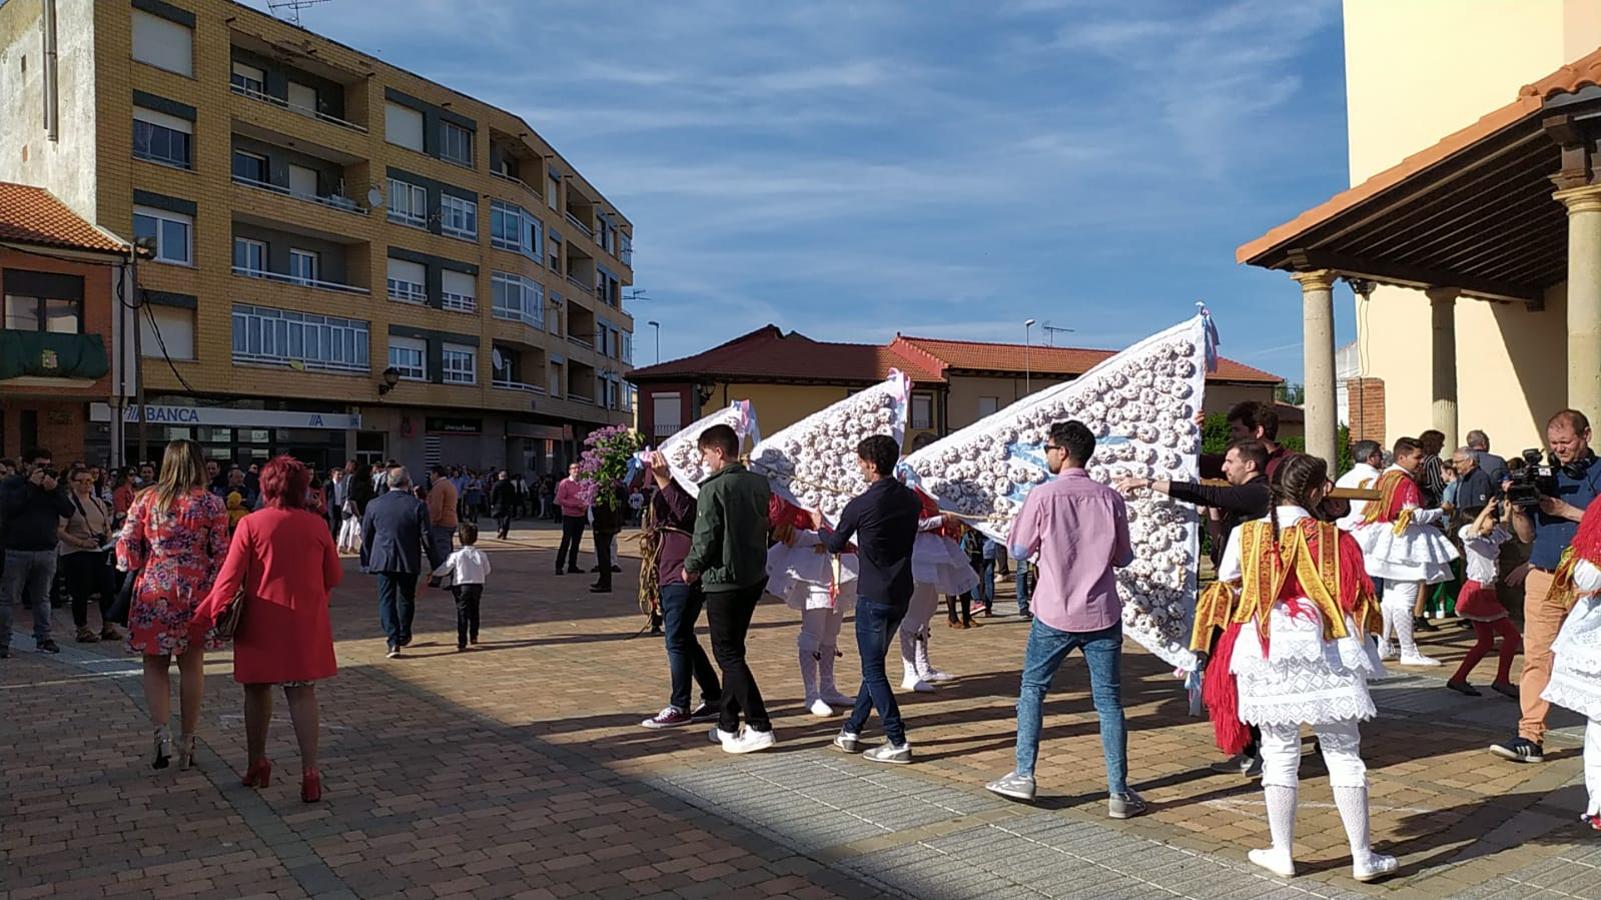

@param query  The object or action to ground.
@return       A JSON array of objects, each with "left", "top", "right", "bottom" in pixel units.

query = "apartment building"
[{"left": 0, "top": 0, "right": 635, "bottom": 473}]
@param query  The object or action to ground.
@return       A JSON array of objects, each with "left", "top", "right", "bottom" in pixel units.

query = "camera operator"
[
  {"left": 1491, "top": 409, "right": 1601, "bottom": 764},
  {"left": 0, "top": 448, "right": 74, "bottom": 657}
]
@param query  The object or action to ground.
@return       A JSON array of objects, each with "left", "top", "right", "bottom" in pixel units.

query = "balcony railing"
[
  {"left": 233, "top": 265, "right": 369, "bottom": 295},
  {"left": 565, "top": 275, "right": 592, "bottom": 294},
  {"left": 566, "top": 334, "right": 593, "bottom": 349},
  {"left": 232, "top": 174, "right": 366, "bottom": 215},
  {"left": 652, "top": 423, "right": 680, "bottom": 439},
  {"left": 567, "top": 392, "right": 594, "bottom": 405},
  {"left": 492, "top": 377, "right": 547, "bottom": 394},
  {"left": 441, "top": 291, "right": 477, "bottom": 313},
  {"left": 564, "top": 212, "right": 592, "bottom": 237},
  {"left": 387, "top": 280, "right": 426, "bottom": 303},
  {"left": 230, "top": 82, "right": 368, "bottom": 133},
  {"left": 490, "top": 169, "right": 537, "bottom": 194}
]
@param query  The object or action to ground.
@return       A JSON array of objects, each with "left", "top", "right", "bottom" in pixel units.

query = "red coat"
[{"left": 195, "top": 507, "right": 343, "bottom": 684}]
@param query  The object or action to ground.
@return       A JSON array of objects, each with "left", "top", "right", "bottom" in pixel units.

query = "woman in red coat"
[{"left": 195, "top": 455, "right": 342, "bottom": 802}]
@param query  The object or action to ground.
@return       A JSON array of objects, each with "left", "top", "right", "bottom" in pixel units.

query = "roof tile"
[{"left": 0, "top": 182, "right": 126, "bottom": 254}]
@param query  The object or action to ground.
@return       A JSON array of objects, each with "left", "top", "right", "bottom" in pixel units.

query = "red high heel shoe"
[
  {"left": 242, "top": 757, "right": 273, "bottom": 788},
  {"left": 301, "top": 768, "right": 322, "bottom": 803}
]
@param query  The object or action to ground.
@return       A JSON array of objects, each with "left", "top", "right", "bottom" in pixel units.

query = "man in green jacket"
[{"left": 682, "top": 423, "right": 774, "bottom": 753}]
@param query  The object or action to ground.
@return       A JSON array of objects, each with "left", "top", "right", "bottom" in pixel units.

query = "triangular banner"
[{"left": 649, "top": 400, "right": 761, "bottom": 497}]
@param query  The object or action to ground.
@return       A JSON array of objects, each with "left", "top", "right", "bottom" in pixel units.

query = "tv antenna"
[
  {"left": 1040, "top": 321, "right": 1075, "bottom": 346},
  {"left": 268, "top": 0, "right": 330, "bottom": 26}
]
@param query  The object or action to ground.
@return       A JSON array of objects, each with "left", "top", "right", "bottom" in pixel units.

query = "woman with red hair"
[{"left": 194, "top": 455, "right": 342, "bottom": 803}]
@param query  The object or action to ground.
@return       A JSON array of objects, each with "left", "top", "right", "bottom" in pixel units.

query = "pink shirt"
[
  {"left": 1009, "top": 468, "right": 1133, "bottom": 633},
  {"left": 555, "top": 478, "right": 588, "bottom": 517}
]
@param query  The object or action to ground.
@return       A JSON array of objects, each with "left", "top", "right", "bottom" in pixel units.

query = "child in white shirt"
[
  {"left": 432, "top": 522, "right": 492, "bottom": 651},
  {"left": 1447, "top": 499, "right": 1520, "bottom": 698}
]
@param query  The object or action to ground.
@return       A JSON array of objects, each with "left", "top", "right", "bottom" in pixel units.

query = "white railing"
[
  {"left": 387, "top": 280, "right": 426, "bottom": 303},
  {"left": 230, "top": 82, "right": 368, "bottom": 133},
  {"left": 492, "top": 378, "right": 546, "bottom": 394},
  {"left": 564, "top": 212, "right": 592, "bottom": 236},
  {"left": 387, "top": 210, "right": 427, "bottom": 229},
  {"left": 441, "top": 224, "right": 477, "bottom": 241},
  {"left": 491, "top": 307, "right": 542, "bottom": 328},
  {"left": 653, "top": 423, "right": 680, "bottom": 438},
  {"left": 440, "top": 291, "right": 476, "bottom": 313},
  {"left": 232, "top": 174, "right": 366, "bottom": 215},
  {"left": 233, "top": 265, "right": 369, "bottom": 295}
]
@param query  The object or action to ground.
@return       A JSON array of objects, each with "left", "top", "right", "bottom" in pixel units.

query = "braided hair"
[{"left": 1267, "top": 453, "right": 1329, "bottom": 549}]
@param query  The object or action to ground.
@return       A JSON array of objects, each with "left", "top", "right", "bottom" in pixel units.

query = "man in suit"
[
  {"left": 362, "top": 467, "right": 445, "bottom": 658},
  {"left": 490, "top": 470, "right": 518, "bottom": 540}
]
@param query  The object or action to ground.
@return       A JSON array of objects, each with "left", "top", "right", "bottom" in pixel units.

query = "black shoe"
[
  {"left": 611, "top": 565, "right": 622, "bottom": 573},
  {"left": 1446, "top": 680, "right": 1481, "bottom": 697},
  {"left": 1489, "top": 736, "right": 1544, "bottom": 763},
  {"left": 36, "top": 639, "right": 60, "bottom": 654},
  {"left": 1019, "top": 610, "right": 1034, "bottom": 620},
  {"left": 555, "top": 569, "right": 566, "bottom": 576},
  {"left": 1414, "top": 616, "right": 1439, "bottom": 633},
  {"left": 0, "top": 646, "right": 10, "bottom": 659}
]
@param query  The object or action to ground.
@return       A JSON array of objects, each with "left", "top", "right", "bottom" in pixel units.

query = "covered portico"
[{"left": 1237, "top": 50, "right": 1601, "bottom": 467}]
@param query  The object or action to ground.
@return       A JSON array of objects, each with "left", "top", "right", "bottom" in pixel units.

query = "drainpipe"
[{"left": 42, "top": 0, "right": 58, "bottom": 142}]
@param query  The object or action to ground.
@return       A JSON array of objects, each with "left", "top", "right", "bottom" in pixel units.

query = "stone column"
[
  {"left": 1426, "top": 287, "right": 1459, "bottom": 451},
  {"left": 1556, "top": 184, "right": 1601, "bottom": 420},
  {"left": 1293, "top": 269, "right": 1339, "bottom": 469}
]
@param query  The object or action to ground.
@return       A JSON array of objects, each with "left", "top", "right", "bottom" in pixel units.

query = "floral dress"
[{"left": 115, "top": 488, "right": 230, "bottom": 655}]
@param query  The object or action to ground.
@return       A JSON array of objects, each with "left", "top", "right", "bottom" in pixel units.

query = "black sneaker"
[
  {"left": 1489, "top": 737, "right": 1544, "bottom": 763},
  {"left": 0, "top": 645, "right": 10, "bottom": 659},
  {"left": 36, "top": 639, "right": 60, "bottom": 654},
  {"left": 688, "top": 702, "right": 719, "bottom": 723},
  {"left": 1414, "top": 616, "right": 1439, "bottom": 633}
]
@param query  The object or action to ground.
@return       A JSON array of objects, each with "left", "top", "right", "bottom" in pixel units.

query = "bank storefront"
[{"left": 91, "top": 400, "right": 363, "bottom": 471}]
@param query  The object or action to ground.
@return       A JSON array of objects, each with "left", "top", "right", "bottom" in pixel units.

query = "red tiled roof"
[
  {"left": 893, "top": 335, "right": 1282, "bottom": 384},
  {"left": 0, "top": 183, "right": 127, "bottom": 255},
  {"left": 629, "top": 325, "right": 1282, "bottom": 386},
  {"left": 627, "top": 326, "right": 948, "bottom": 385},
  {"left": 1237, "top": 43, "right": 1601, "bottom": 266}
]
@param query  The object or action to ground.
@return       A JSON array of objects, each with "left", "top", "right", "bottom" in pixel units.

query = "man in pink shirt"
[
  {"left": 554, "top": 463, "right": 589, "bottom": 575},
  {"left": 986, "top": 421, "right": 1143, "bottom": 818}
]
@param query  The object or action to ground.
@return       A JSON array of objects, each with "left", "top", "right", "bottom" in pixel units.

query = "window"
[
  {"left": 4, "top": 294, "right": 81, "bottom": 333},
  {"left": 441, "top": 269, "right": 476, "bottom": 312},
  {"left": 491, "top": 272, "right": 542, "bottom": 326},
  {"left": 132, "top": 9, "right": 192, "bottom": 76},
  {"left": 619, "top": 232, "right": 632, "bottom": 266},
  {"left": 288, "top": 164, "right": 318, "bottom": 198},
  {"left": 386, "top": 178, "right": 427, "bottom": 228},
  {"left": 133, "top": 107, "right": 191, "bottom": 168},
  {"left": 231, "top": 61, "right": 265, "bottom": 95},
  {"left": 490, "top": 200, "right": 521, "bottom": 250},
  {"left": 978, "top": 396, "right": 1000, "bottom": 417},
  {"left": 232, "top": 237, "right": 266, "bottom": 274},
  {"left": 386, "top": 257, "right": 426, "bottom": 303},
  {"left": 231, "top": 149, "right": 266, "bottom": 183},
  {"left": 289, "top": 249, "right": 320, "bottom": 285},
  {"left": 440, "top": 194, "right": 477, "bottom": 240},
  {"left": 546, "top": 173, "right": 559, "bottom": 210},
  {"left": 621, "top": 331, "right": 632, "bottom": 364},
  {"left": 440, "top": 121, "right": 472, "bottom": 166},
  {"left": 527, "top": 217, "right": 543, "bottom": 262},
  {"left": 384, "top": 102, "right": 424, "bottom": 151},
  {"left": 133, "top": 206, "right": 192, "bottom": 265},
  {"left": 288, "top": 82, "right": 318, "bottom": 115},
  {"left": 549, "top": 361, "right": 562, "bottom": 397},
  {"left": 911, "top": 393, "right": 933, "bottom": 430},
  {"left": 547, "top": 293, "right": 561, "bottom": 335},
  {"left": 441, "top": 344, "right": 476, "bottom": 384},
  {"left": 140, "top": 306, "right": 195, "bottom": 360},
  {"left": 232, "top": 304, "right": 369, "bottom": 373},
  {"left": 388, "top": 337, "right": 426, "bottom": 380}
]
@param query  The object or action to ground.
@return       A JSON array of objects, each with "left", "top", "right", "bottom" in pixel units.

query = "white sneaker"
[
  {"left": 863, "top": 742, "right": 912, "bottom": 765},
  {"left": 1352, "top": 851, "right": 1398, "bottom": 882},
  {"left": 1377, "top": 641, "right": 1395, "bottom": 661},
  {"left": 1248, "top": 847, "right": 1296, "bottom": 878},
  {"left": 1399, "top": 653, "right": 1441, "bottom": 667},
  {"left": 722, "top": 727, "right": 776, "bottom": 754},
  {"left": 707, "top": 726, "right": 738, "bottom": 746},
  {"left": 901, "top": 674, "right": 935, "bottom": 693},
  {"left": 808, "top": 698, "right": 836, "bottom": 717},
  {"left": 832, "top": 730, "right": 860, "bottom": 753}
]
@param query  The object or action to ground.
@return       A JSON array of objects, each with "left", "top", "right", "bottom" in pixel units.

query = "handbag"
[{"left": 213, "top": 584, "right": 248, "bottom": 641}]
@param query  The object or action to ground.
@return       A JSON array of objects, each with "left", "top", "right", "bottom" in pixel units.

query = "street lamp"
[
  {"left": 647, "top": 320, "right": 660, "bottom": 364},
  {"left": 1023, "top": 319, "right": 1036, "bottom": 395}
]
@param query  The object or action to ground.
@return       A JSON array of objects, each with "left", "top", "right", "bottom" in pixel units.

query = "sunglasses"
[{"left": 1044, "top": 444, "right": 1064, "bottom": 453}]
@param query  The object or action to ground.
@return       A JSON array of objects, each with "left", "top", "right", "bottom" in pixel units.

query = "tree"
[{"left": 1275, "top": 382, "right": 1306, "bottom": 405}]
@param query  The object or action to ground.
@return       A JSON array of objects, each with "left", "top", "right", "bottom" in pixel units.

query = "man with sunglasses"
[{"left": 987, "top": 421, "right": 1143, "bottom": 817}]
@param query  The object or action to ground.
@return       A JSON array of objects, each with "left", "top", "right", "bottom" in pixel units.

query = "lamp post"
[
  {"left": 647, "top": 320, "right": 660, "bottom": 364},
  {"left": 1023, "top": 318, "right": 1036, "bottom": 396}
]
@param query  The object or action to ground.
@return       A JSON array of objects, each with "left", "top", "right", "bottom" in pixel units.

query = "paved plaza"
[{"left": 3, "top": 524, "right": 1599, "bottom": 899}]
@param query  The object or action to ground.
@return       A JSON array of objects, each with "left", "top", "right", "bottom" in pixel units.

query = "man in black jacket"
[
  {"left": 1116, "top": 440, "right": 1270, "bottom": 566},
  {"left": 490, "top": 470, "right": 517, "bottom": 540},
  {"left": 1, "top": 448, "right": 74, "bottom": 656}
]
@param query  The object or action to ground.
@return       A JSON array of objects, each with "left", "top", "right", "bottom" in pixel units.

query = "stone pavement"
[{"left": 3, "top": 522, "right": 1598, "bottom": 899}]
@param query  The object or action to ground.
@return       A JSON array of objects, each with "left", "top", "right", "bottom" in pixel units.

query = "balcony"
[
  {"left": 441, "top": 290, "right": 476, "bottom": 313},
  {"left": 492, "top": 377, "right": 546, "bottom": 394},
  {"left": 231, "top": 174, "right": 366, "bottom": 216},
  {"left": 566, "top": 334, "right": 594, "bottom": 349},
  {"left": 230, "top": 83, "right": 366, "bottom": 133},
  {"left": 233, "top": 265, "right": 369, "bottom": 295},
  {"left": 564, "top": 211, "right": 592, "bottom": 237},
  {"left": 652, "top": 423, "right": 680, "bottom": 439},
  {"left": 565, "top": 275, "right": 593, "bottom": 295}
]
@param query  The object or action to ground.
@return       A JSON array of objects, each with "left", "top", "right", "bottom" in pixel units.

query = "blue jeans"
[
  {"left": 377, "top": 572, "right": 418, "bottom": 649},
  {"left": 1, "top": 549, "right": 57, "bottom": 647},
  {"left": 1014, "top": 618, "right": 1127, "bottom": 795},
  {"left": 1015, "top": 567, "right": 1032, "bottom": 616},
  {"left": 975, "top": 559, "right": 995, "bottom": 607},
  {"left": 660, "top": 582, "right": 720, "bottom": 711},
  {"left": 845, "top": 599, "right": 908, "bottom": 746}
]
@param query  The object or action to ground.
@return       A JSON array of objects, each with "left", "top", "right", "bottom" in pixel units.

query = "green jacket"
[{"left": 683, "top": 462, "right": 771, "bottom": 592}]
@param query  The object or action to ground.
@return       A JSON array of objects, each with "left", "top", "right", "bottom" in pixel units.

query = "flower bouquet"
[{"left": 577, "top": 424, "right": 644, "bottom": 511}]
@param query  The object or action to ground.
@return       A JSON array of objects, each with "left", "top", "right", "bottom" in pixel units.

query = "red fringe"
[
  {"left": 1572, "top": 496, "right": 1601, "bottom": 568},
  {"left": 1335, "top": 530, "right": 1374, "bottom": 619},
  {"left": 1203, "top": 622, "right": 1251, "bottom": 756}
]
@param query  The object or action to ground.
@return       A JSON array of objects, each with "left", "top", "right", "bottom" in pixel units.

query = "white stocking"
[
  {"left": 1587, "top": 718, "right": 1601, "bottom": 817},
  {"left": 1253, "top": 722, "right": 1301, "bottom": 875},
  {"left": 798, "top": 608, "right": 830, "bottom": 711},
  {"left": 1263, "top": 784, "right": 1297, "bottom": 854},
  {"left": 1382, "top": 581, "right": 1428, "bottom": 661},
  {"left": 900, "top": 585, "right": 938, "bottom": 674}
]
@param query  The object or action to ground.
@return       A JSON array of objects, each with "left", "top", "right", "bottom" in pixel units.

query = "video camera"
[{"left": 1505, "top": 448, "right": 1559, "bottom": 509}]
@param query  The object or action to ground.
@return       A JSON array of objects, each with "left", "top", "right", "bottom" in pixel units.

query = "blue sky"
[{"left": 246, "top": 0, "right": 1357, "bottom": 381}]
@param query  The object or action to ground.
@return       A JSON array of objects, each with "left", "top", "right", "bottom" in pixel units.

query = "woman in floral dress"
[{"left": 115, "top": 439, "right": 230, "bottom": 771}]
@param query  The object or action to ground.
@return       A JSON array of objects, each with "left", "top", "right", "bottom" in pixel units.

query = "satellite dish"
[
  {"left": 366, "top": 185, "right": 385, "bottom": 208},
  {"left": 491, "top": 349, "right": 505, "bottom": 369}
]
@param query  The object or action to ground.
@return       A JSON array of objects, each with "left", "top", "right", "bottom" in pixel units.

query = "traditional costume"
[
  {"left": 901, "top": 491, "right": 978, "bottom": 692},
  {"left": 1350, "top": 465, "right": 1458, "bottom": 665},
  {"left": 1540, "top": 499, "right": 1601, "bottom": 830},
  {"left": 1448, "top": 522, "right": 1520, "bottom": 694},
  {"left": 1193, "top": 506, "right": 1396, "bottom": 882},
  {"left": 767, "top": 496, "right": 859, "bottom": 716}
]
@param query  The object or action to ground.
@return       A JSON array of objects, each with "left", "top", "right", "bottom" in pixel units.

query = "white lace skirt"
[
  {"left": 1352, "top": 522, "right": 1458, "bottom": 584},
  {"left": 767, "top": 533, "right": 857, "bottom": 612},
  {"left": 1543, "top": 597, "right": 1601, "bottom": 720},
  {"left": 1230, "top": 601, "right": 1384, "bottom": 727},
  {"left": 912, "top": 533, "right": 980, "bottom": 596}
]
